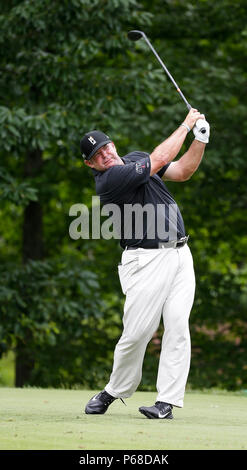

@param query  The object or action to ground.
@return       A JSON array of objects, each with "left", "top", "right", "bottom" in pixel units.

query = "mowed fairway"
[{"left": 0, "top": 388, "right": 246, "bottom": 450}]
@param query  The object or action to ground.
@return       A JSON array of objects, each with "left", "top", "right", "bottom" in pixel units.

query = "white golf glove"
[{"left": 193, "top": 118, "right": 210, "bottom": 143}]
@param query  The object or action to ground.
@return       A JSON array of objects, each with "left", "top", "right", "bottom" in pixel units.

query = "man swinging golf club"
[
  {"left": 81, "top": 30, "right": 210, "bottom": 418},
  {"left": 80, "top": 106, "right": 210, "bottom": 419}
]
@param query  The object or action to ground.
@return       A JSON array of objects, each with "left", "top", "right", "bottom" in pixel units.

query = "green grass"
[{"left": 0, "top": 388, "right": 246, "bottom": 450}]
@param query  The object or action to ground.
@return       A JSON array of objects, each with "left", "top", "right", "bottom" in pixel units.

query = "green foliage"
[
  {"left": 0, "top": 166, "right": 38, "bottom": 205},
  {"left": 0, "top": 0, "right": 246, "bottom": 390},
  {"left": 0, "top": 257, "right": 122, "bottom": 387}
]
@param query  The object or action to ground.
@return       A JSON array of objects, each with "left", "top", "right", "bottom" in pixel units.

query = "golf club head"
[{"left": 127, "top": 30, "right": 144, "bottom": 41}]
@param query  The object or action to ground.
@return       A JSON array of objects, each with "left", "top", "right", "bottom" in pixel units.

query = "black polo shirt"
[{"left": 92, "top": 151, "right": 186, "bottom": 249}]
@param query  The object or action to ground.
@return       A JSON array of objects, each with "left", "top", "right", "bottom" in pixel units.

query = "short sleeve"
[{"left": 156, "top": 162, "right": 171, "bottom": 178}]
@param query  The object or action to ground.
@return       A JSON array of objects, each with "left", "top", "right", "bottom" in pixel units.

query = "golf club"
[{"left": 128, "top": 30, "right": 206, "bottom": 133}]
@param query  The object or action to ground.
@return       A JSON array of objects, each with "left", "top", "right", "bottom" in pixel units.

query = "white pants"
[{"left": 105, "top": 244, "right": 196, "bottom": 407}]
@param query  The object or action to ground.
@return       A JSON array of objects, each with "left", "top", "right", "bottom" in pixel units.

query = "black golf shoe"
[
  {"left": 85, "top": 390, "right": 117, "bottom": 414},
  {"left": 139, "top": 401, "right": 173, "bottom": 419}
]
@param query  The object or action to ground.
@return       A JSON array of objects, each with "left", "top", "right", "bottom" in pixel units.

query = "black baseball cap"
[{"left": 80, "top": 130, "right": 112, "bottom": 160}]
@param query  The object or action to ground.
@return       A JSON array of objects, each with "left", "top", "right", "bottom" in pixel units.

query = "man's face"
[{"left": 84, "top": 142, "right": 124, "bottom": 171}]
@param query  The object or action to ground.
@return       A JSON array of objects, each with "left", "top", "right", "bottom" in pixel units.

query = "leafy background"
[{"left": 0, "top": 0, "right": 246, "bottom": 390}]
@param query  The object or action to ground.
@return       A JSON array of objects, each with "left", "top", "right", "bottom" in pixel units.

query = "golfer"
[{"left": 80, "top": 108, "right": 210, "bottom": 419}]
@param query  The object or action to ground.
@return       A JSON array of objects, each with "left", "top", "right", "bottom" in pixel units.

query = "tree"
[
  {"left": 0, "top": 0, "right": 247, "bottom": 390},
  {"left": 0, "top": 0, "right": 155, "bottom": 386},
  {"left": 141, "top": 0, "right": 247, "bottom": 389}
]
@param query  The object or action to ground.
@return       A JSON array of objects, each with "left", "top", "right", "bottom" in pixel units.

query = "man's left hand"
[{"left": 193, "top": 119, "right": 210, "bottom": 144}]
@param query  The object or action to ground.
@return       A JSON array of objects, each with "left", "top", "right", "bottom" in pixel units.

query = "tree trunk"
[
  {"left": 15, "top": 149, "right": 43, "bottom": 387},
  {"left": 15, "top": 336, "right": 35, "bottom": 388}
]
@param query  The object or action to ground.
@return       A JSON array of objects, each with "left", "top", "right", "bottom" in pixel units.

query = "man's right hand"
[{"left": 182, "top": 108, "right": 205, "bottom": 131}]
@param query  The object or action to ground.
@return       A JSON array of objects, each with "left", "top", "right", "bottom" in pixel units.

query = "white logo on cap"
[{"left": 88, "top": 136, "right": 96, "bottom": 145}]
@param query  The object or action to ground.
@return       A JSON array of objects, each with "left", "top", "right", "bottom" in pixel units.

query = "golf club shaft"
[
  {"left": 128, "top": 30, "right": 206, "bottom": 133},
  {"left": 142, "top": 33, "right": 192, "bottom": 111}
]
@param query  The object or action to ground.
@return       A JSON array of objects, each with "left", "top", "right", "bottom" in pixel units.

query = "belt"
[{"left": 125, "top": 236, "right": 189, "bottom": 250}]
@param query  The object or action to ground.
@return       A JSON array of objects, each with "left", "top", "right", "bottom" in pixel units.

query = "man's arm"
[
  {"left": 162, "top": 140, "right": 206, "bottom": 182},
  {"left": 149, "top": 108, "right": 204, "bottom": 176}
]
